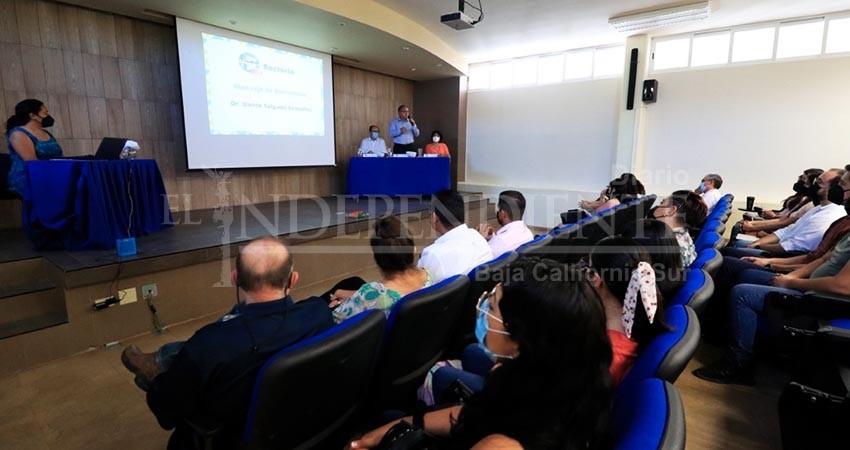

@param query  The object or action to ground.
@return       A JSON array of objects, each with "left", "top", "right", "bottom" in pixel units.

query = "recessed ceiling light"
[
  {"left": 228, "top": 19, "right": 237, "bottom": 25},
  {"left": 402, "top": 46, "right": 411, "bottom": 51},
  {"left": 330, "top": 47, "right": 338, "bottom": 53},
  {"left": 410, "top": 68, "right": 417, "bottom": 71},
  {"left": 435, "top": 63, "right": 443, "bottom": 67},
  {"left": 338, "top": 21, "right": 347, "bottom": 26}
]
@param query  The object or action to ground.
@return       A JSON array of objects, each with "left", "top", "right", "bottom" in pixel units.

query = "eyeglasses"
[{"left": 476, "top": 283, "right": 510, "bottom": 335}]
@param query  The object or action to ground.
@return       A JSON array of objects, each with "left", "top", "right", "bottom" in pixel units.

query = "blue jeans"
[
  {"left": 156, "top": 341, "right": 185, "bottom": 373},
  {"left": 728, "top": 284, "right": 801, "bottom": 367},
  {"left": 722, "top": 247, "right": 770, "bottom": 258},
  {"left": 431, "top": 344, "right": 494, "bottom": 403}
]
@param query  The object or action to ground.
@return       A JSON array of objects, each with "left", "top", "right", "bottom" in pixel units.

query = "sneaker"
[{"left": 692, "top": 358, "right": 755, "bottom": 386}]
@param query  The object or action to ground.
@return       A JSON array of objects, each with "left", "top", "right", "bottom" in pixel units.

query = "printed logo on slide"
[{"left": 239, "top": 53, "right": 261, "bottom": 74}]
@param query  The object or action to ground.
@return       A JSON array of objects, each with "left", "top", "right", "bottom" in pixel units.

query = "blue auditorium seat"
[
  {"left": 612, "top": 378, "right": 686, "bottom": 450},
  {"left": 372, "top": 274, "right": 469, "bottom": 411},
  {"left": 622, "top": 305, "right": 700, "bottom": 385},
  {"left": 238, "top": 310, "right": 386, "bottom": 450},
  {"left": 694, "top": 231, "right": 722, "bottom": 252},
  {"left": 691, "top": 248, "right": 722, "bottom": 276},
  {"left": 516, "top": 233, "right": 553, "bottom": 255},
  {"left": 668, "top": 268, "right": 714, "bottom": 314},
  {"left": 829, "top": 318, "right": 850, "bottom": 330}
]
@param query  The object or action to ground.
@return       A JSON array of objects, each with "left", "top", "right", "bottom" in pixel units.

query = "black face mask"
[
  {"left": 845, "top": 197, "right": 850, "bottom": 216},
  {"left": 827, "top": 182, "right": 846, "bottom": 205},
  {"left": 808, "top": 184, "right": 823, "bottom": 204},
  {"left": 792, "top": 180, "right": 807, "bottom": 194},
  {"left": 40, "top": 115, "right": 55, "bottom": 128}
]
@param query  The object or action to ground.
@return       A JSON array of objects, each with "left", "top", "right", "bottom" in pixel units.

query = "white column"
[{"left": 613, "top": 34, "right": 651, "bottom": 178}]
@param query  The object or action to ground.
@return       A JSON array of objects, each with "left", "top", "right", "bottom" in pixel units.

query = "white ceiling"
[{"left": 375, "top": 0, "right": 850, "bottom": 63}]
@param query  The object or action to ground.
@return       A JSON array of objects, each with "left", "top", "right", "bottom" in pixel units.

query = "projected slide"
[
  {"left": 176, "top": 18, "right": 336, "bottom": 170},
  {"left": 202, "top": 33, "right": 325, "bottom": 136}
]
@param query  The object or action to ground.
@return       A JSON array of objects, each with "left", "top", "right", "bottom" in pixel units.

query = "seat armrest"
[
  {"left": 766, "top": 291, "right": 850, "bottom": 320},
  {"left": 815, "top": 324, "right": 850, "bottom": 367},
  {"left": 185, "top": 417, "right": 222, "bottom": 450}
]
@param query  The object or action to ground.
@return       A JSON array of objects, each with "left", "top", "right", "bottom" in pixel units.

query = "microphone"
[{"left": 409, "top": 116, "right": 416, "bottom": 126}]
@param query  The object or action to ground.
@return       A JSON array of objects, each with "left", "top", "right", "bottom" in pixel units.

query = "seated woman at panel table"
[
  {"left": 5, "top": 99, "right": 63, "bottom": 197},
  {"left": 352, "top": 257, "right": 612, "bottom": 450},
  {"left": 424, "top": 130, "right": 451, "bottom": 157},
  {"left": 328, "top": 214, "right": 434, "bottom": 323}
]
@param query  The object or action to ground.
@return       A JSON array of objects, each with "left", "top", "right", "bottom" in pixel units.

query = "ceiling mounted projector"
[
  {"left": 609, "top": 1, "right": 710, "bottom": 33},
  {"left": 442, "top": 0, "right": 483, "bottom": 30}
]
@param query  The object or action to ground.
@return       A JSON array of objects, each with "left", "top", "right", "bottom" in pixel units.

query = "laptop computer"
[{"left": 94, "top": 137, "right": 128, "bottom": 160}]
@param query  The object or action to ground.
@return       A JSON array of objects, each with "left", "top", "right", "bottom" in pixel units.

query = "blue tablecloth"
[
  {"left": 22, "top": 159, "right": 172, "bottom": 250},
  {"left": 345, "top": 157, "right": 451, "bottom": 196}
]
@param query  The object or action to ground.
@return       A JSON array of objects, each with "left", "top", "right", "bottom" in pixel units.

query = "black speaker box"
[{"left": 642, "top": 79, "right": 658, "bottom": 103}]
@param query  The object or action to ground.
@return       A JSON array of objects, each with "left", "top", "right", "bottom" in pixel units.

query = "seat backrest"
[
  {"left": 373, "top": 275, "right": 470, "bottom": 410},
  {"left": 444, "top": 251, "right": 519, "bottom": 357},
  {"left": 516, "top": 233, "right": 553, "bottom": 256},
  {"left": 242, "top": 310, "right": 386, "bottom": 450},
  {"left": 694, "top": 231, "right": 720, "bottom": 252},
  {"left": 612, "top": 378, "right": 686, "bottom": 450},
  {"left": 691, "top": 248, "right": 722, "bottom": 276},
  {"left": 669, "top": 268, "right": 714, "bottom": 314},
  {"left": 623, "top": 305, "right": 700, "bottom": 385}
]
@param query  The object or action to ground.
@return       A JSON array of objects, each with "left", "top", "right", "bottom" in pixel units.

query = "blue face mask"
[
  {"left": 370, "top": 131, "right": 379, "bottom": 139},
  {"left": 475, "top": 297, "right": 513, "bottom": 361},
  {"left": 698, "top": 182, "right": 706, "bottom": 193}
]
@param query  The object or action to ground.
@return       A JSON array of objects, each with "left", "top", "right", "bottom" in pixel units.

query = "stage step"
[{"left": 0, "top": 257, "right": 67, "bottom": 339}]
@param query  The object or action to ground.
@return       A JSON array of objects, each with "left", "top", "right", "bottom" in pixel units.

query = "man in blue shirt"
[
  {"left": 388, "top": 104, "right": 420, "bottom": 154},
  {"left": 122, "top": 237, "right": 334, "bottom": 448}
]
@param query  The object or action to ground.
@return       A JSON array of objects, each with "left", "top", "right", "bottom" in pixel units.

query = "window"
[
  {"left": 593, "top": 46, "right": 625, "bottom": 76},
  {"left": 731, "top": 27, "right": 776, "bottom": 62},
  {"left": 777, "top": 20, "right": 824, "bottom": 58},
  {"left": 826, "top": 17, "right": 850, "bottom": 54},
  {"left": 513, "top": 57, "right": 538, "bottom": 85},
  {"left": 653, "top": 38, "right": 690, "bottom": 70},
  {"left": 564, "top": 50, "right": 593, "bottom": 79},
  {"left": 691, "top": 32, "right": 730, "bottom": 66},
  {"left": 489, "top": 61, "right": 513, "bottom": 89},
  {"left": 537, "top": 54, "right": 564, "bottom": 84},
  {"left": 468, "top": 64, "right": 491, "bottom": 90}
]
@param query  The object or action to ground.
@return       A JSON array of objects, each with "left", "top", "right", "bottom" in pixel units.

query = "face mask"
[
  {"left": 809, "top": 183, "right": 823, "bottom": 204},
  {"left": 40, "top": 115, "right": 54, "bottom": 128},
  {"left": 475, "top": 297, "right": 513, "bottom": 361},
  {"left": 698, "top": 182, "right": 706, "bottom": 193},
  {"left": 370, "top": 131, "right": 379, "bottom": 139},
  {"left": 827, "top": 182, "right": 846, "bottom": 205},
  {"left": 792, "top": 180, "right": 807, "bottom": 194},
  {"left": 432, "top": 136, "right": 440, "bottom": 143}
]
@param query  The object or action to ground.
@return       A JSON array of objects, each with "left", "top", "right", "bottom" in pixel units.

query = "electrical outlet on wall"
[
  {"left": 142, "top": 283, "right": 159, "bottom": 298},
  {"left": 118, "top": 288, "right": 138, "bottom": 305}
]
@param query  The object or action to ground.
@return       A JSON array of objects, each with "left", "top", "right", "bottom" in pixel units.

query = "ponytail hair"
[{"left": 5, "top": 99, "right": 44, "bottom": 134}]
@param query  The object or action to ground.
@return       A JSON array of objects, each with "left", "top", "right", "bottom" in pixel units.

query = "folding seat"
[
  {"left": 622, "top": 305, "right": 701, "bottom": 385},
  {"left": 611, "top": 378, "right": 686, "bottom": 450},
  {"left": 668, "top": 268, "right": 714, "bottom": 314}
]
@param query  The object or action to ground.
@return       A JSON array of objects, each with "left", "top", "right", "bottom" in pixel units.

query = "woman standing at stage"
[{"left": 5, "top": 99, "right": 64, "bottom": 197}]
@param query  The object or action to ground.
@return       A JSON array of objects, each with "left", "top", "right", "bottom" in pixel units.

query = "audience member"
[
  {"left": 424, "top": 130, "right": 450, "bottom": 157},
  {"left": 621, "top": 219, "right": 686, "bottom": 299},
  {"left": 5, "top": 98, "right": 64, "bottom": 197},
  {"left": 586, "top": 237, "right": 670, "bottom": 385},
  {"left": 352, "top": 258, "right": 613, "bottom": 450},
  {"left": 388, "top": 104, "right": 419, "bottom": 154},
  {"left": 121, "top": 237, "right": 334, "bottom": 449},
  {"left": 697, "top": 173, "right": 724, "bottom": 212},
  {"left": 726, "top": 169, "right": 846, "bottom": 256},
  {"left": 357, "top": 125, "right": 388, "bottom": 156},
  {"left": 733, "top": 169, "right": 821, "bottom": 237},
  {"left": 580, "top": 173, "right": 645, "bottom": 214},
  {"left": 329, "top": 215, "right": 433, "bottom": 322},
  {"left": 476, "top": 190, "right": 534, "bottom": 257},
  {"left": 651, "top": 190, "right": 708, "bottom": 267},
  {"left": 418, "top": 190, "right": 493, "bottom": 282}
]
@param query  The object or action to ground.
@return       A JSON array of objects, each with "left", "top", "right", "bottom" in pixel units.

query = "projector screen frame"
[{"left": 174, "top": 18, "right": 338, "bottom": 172}]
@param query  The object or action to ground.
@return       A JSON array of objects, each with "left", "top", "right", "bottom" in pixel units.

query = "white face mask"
[{"left": 432, "top": 136, "right": 440, "bottom": 143}]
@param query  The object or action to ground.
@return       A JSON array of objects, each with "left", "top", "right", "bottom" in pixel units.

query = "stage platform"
[{"left": 0, "top": 193, "right": 493, "bottom": 375}]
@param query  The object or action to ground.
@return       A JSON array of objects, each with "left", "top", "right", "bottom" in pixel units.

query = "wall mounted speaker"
[
  {"left": 626, "top": 48, "right": 638, "bottom": 110},
  {"left": 642, "top": 79, "right": 658, "bottom": 103}
]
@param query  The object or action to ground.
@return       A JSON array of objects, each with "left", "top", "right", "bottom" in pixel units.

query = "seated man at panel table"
[
  {"left": 477, "top": 190, "right": 534, "bottom": 257},
  {"left": 357, "top": 124, "right": 388, "bottom": 157},
  {"left": 697, "top": 173, "right": 724, "bottom": 212},
  {"left": 419, "top": 189, "right": 493, "bottom": 282},
  {"left": 725, "top": 169, "right": 846, "bottom": 256},
  {"left": 121, "top": 237, "right": 333, "bottom": 449}
]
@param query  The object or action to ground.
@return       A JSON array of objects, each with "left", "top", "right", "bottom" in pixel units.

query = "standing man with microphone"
[{"left": 389, "top": 104, "right": 419, "bottom": 155}]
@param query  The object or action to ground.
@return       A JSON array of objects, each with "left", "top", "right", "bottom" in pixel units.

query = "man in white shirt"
[
  {"left": 477, "top": 190, "right": 534, "bottom": 257},
  {"left": 357, "top": 125, "right": 388, "bottom": 156},
  {"left": 737, "top": 169, "right": 846, "bottom": 254},
  {"left": 698, "top": 173, "right": 724, "bottom": 212},
  {"left": 419, "top": 190, "right": 494, "bottom": 282}
]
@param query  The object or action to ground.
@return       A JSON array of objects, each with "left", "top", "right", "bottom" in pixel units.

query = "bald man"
[{"left": 122, "top": 237, "right": 333, "bottom": 449}]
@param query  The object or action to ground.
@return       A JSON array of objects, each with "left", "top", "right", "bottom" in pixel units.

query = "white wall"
[
  {"left": 463, "top": 78, "right": 623, "bottom": 227},
  {"left": 639, "top": 57, "right": 850, "bottom": 204}
]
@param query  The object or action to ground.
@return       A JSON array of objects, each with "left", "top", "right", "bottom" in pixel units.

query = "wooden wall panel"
[{"left": 0, "top": 0, "right": 414, "bottom": 223}]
